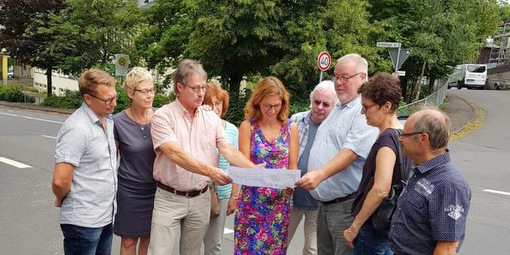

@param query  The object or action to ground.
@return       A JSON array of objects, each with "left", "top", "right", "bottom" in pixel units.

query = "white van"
[{"left": 447, "top": 64, "right": 487, "bottom": 89}]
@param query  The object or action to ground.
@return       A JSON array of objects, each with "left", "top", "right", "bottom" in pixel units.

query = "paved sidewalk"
[{"left": 442, "top": 92, "right": 476, "bottom": 133}]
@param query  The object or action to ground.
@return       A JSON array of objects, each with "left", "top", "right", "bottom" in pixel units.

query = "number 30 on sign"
[{"left": 317, "top": 51, "right": 331, "bottom": 71}]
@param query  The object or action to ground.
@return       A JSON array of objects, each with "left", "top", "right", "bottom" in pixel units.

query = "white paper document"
[{"left": 227, "top": 166, "right": 301, "bottom": 189}]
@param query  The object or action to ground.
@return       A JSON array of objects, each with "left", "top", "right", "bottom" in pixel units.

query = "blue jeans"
[
  {"left": 61, "top": 223, "right": 113, "bottom": 255},
  {"left": 353, "top": 222, "right": 393, "bottom": 255}
]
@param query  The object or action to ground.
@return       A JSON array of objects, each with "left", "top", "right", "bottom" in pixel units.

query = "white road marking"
[
  {"left": 0, "top": 157, "right": 31, "bottom": 168},
  {"left": 42, "top": 135, "right": 56, "bottom": 139},
  {"left": 483, "top": 189, "right": 510, "bottom": 196},
  {"left": 0, "top": 112, "right": 63, "bottom": 124},
  {"left": 224, "top": 228, "right": 234, "bottom": 234}
]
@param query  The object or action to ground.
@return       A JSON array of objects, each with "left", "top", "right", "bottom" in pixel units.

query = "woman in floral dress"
[{"left": 234, "top": 76, "right": 299, "bottom": 254}]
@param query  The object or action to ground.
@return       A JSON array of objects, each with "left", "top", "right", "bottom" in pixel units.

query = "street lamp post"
[{"left": 1, "top": 48, "right": 8, "bottom": 86}]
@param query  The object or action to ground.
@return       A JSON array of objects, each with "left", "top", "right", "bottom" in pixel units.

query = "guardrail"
[{"left": 398, "top": 81, "right": 448, "bottom": 115}]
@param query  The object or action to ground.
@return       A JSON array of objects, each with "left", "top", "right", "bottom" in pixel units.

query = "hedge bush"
[
  {"left": 39, "top": 86, "right": 309, "bottom": 125},
  {"left": 0, "top": 85, "right": 35, "bottom": 103},
  {"left": 41, "top": 86, "right": 176, "bottom": 113},
  {"left": 41, "top": 90, "right": 82, "bottom": 109}
]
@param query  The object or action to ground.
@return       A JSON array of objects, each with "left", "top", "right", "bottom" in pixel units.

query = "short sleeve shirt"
[
  {"left": 55, "top": 102, "right": 117, "bottom": 227},
  {"left": 113, "top": 110, "right": 156, "bottom": 183},
  {"left": 308, "top": 95, "right": 378, "bottom": 201},
  {"left": 389, "top": 153, "right": 471, "bottom": 255},
  {"left": 151, "top": 100, "right": 230, "bottom": 191}
]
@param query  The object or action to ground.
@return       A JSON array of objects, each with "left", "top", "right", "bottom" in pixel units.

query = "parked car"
[
  {"left": 7, "top": 69, "right": 13, "bottom": 78},
  {"left": 487, "top": 78, "right": 510, "bottom": 90},
  {"left": 397, "top": 114, "right": 409, "bottom": 125}
]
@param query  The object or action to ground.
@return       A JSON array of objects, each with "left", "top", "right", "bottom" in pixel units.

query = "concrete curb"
[{"left": 0, "top": 101, "right": 75, "bottom": 115}]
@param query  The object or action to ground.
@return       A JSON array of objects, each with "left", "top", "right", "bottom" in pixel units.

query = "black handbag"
[{"left": 370, "top": 129, "right": 408, "bottom": 233}]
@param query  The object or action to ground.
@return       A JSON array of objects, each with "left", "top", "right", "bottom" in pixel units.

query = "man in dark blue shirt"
[{"left": 390, "top": 108, "right": 471, "bottom": 255}]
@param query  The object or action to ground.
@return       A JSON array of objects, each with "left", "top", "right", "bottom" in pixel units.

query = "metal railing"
[{"left": 398, "top": 80, "right": 448, "bottom": 115}]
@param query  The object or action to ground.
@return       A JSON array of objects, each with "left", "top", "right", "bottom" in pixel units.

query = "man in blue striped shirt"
[
  {"left": 52, "top": 69, "right": 118, "bottom": 255},
  {"left": 390, "top": 108, "right": 471, "bottom": 255}
]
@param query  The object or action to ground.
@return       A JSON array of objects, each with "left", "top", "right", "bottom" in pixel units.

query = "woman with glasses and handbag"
[
  {"left": 202, "top": 82, "right": 239, "bottom": 255},
  {"left": 113, "top": 67, "right": 157, "bottom": 255},
  {"left": 234, "top": 76, "right": 299, "bottom": 255},
  {"left": 343, "top": 73, "right": 411, "bottom": 255}
]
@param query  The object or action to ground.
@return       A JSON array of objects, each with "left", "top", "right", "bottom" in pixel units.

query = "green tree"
[
  {"left": 0, "top": 0, "right": 64, "bottom": 97},
  {"left": 41, "top": 0, "right": 144, "bottom": 76},
  {"left": 137, "top": 0, "right": 388, "bottom": 101},
  {"left": 368, "top": 0, "right": 500, "bottom": 101}
]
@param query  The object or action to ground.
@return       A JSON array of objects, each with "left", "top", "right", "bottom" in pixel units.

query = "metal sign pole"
[
  {"left": 319, "top": 71, "right": 323, "bottom": 83},
  {"left": 395, "top": 44, "right": 401, "bottom": 73}
]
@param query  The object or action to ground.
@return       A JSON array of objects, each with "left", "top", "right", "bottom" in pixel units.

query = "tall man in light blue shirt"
[
  {"left": 52, "top": 69, "right": 118, "bottom": 255},
  {"left": 296, "top": 54, "right": 378, "bottom": 255}
]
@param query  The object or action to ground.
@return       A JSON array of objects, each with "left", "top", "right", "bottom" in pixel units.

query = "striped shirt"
[
  {"left": 55, "top": 103, "right": 117, "bottom": 227},
  {"left": 291, "top": 110, "right": 311, "bottom": 159},
  {"left": 215, "top": 121, "right": 238, "bottom": 199}
]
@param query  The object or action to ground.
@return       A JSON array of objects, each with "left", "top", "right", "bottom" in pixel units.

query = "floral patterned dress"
[{"left": 234, "top": 119, "right": 292, "bottom": 255}]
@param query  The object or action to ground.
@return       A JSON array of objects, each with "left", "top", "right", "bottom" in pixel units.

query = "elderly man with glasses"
[
  {"left": 390, "top": 108, "right": 471, "bottom": 255},
  {"left": 288, "top": 80, "right": 338, "bottom": 255},
  {"left": 296, "top": 53, "right": 378, "bottom": 255},
  {"left": 148, "top": 59, "right": 257, "bottom": 255},
  {"left": 52, "top": 69, "right": 118, "bottom": 255}
]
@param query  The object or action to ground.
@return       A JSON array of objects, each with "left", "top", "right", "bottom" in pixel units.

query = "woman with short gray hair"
[{"left": 113, "top": 67, "right": 157, "bottom": 255}]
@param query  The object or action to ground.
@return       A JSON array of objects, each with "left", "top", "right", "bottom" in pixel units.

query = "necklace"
[
  {"left": 126, "top": 108, "right": 152, "bottom": 140},
  {"left": 139, "top": 125, "right": 148, "bottom": 139}
]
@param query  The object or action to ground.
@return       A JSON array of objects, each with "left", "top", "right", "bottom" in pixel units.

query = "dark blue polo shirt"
[{"left": 389, "top": 153, "right": 471, "bottom": 255}]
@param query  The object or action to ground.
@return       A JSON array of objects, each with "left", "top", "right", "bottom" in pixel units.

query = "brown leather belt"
[
  {"left": 157, "top": 182, "right": 208, "bottom": 198},
  {"left": 320, "top": 193, "right": 356, "bottom": 205}
]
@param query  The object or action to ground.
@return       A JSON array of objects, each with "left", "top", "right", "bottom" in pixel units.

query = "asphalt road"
[
  {"left": 0, "top": 106, "right": 307, "bottom": 254},
  {"left": 0, "top": 89, "right": 509, "bottom": 254},
  {"left": 447, "top": 89, "right": 510, "bottom": 255}
]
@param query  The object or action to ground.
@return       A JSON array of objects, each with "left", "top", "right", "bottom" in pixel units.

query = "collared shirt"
[
  {"left": 55, "top": 102, "right": 117, "bottom": 228},
  {"left": 151, "top": 100, "right": 230, "bottom": 191},
  {"left": 389, "top": 153, "right": 471, "bottom": 255},
  {"left": 308, "top": 95, "right": 378, "bottom": 201},
  {"left": 291, "top": 110, "right": 311, "bottom": 159}
]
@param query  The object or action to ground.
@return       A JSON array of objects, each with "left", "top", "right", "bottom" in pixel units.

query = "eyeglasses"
[
  {"left": 88, "top": 93, "right": 118, "bottom": 105},
  {"left": 134, "top": 88, "right": 155, "bottom": 95},
  {"left": 361, "top": 103, "right": 377, "bottom": 112},
  {"left": 334, "top": 72, "right": 361, "bottom": 83},
  {"left": 262, "top": 103, "right": 282, "bottom": 110},
  {"left": 183, "top": 83, "right": 208, "bottom": 93},
  {"left": 399, "top": 131, "right": 427, "bottom": 137},
  {"left": 313, "top": 100, "right": 331, "bottom": 108}
]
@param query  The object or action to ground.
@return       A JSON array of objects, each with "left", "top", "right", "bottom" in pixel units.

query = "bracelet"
[{"left": 230, "top": 196, "right": 238, "bottom": 199}]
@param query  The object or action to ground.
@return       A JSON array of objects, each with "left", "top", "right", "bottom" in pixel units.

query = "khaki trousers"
[
  {"left": 148, "top": 187, "right": 210, "bottom": 255},
  {"left": 288, "top": 207, "right": 318, "bottom": 255}
]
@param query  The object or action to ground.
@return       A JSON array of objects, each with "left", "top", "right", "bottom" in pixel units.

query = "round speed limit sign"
[{"left": 317, "top": 51, "right": 331, "bottom": 71}]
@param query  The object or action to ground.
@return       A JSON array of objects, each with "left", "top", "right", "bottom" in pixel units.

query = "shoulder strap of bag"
[{"left": 390, "top": 129, "right": 408, "bottom": 187}]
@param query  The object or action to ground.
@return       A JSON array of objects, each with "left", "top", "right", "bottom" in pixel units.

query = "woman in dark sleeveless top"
[{"left": 343, "top": 73, "right": 407, "bottom": 255}]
